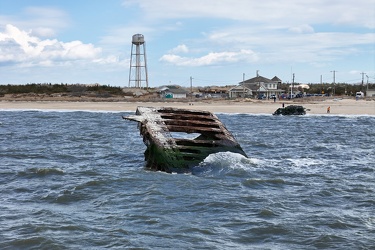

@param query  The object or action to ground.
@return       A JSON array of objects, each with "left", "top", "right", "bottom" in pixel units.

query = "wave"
[
  {"left": 1, "top": 109, "right": 374, "bottom": 118},
  {"left": 285, "top": 158, "right": 325, "bottom": 168},
  {"left": 220, "top": 112, "right": 375, "bottom": 118},
  {"left": 242, "top": 178, "right": 286, "bottom": 188},
  {"left": 18, "top": 167, "right": 64, "bottom": 177},
  {"left": 216, "top": 112, "right": 272, "bottom": 116},
  {"left": 0, "top": 109, "right": 131, "bottom": 114},
  {"left": 192, "top": 151, "right": 258, "bottom": 176},
  {"left": 305, "top": 113, "right": 375, "bottom": 118}
]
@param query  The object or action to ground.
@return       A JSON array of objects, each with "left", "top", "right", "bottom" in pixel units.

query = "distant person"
[
  {"left": 327, "top": 106, "right": 330, "bottom": 113},
  {"left": 282, "top": 103, "right": 285, "bottom": 108}
]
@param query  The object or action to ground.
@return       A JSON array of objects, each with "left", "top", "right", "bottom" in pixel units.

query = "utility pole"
[
  {"left": 242, "top": 73, "right": 245, "bottom": 98},
  {"left": 190, "top": 76, "right": 193, "bottom": 101},
  {"left": 366, "top": 75, "right": 369, "bottom": 92},
  {"left": 256, "top": 71, "right": 260, "bottom": 98},
  {"left": 361, "top": 72, "right": 366, "bottom": 91},
  {"left": 291, "top": 73, "right": 295, "bottom": 98},
  {"left": 331, "top": 70, "right": 337, "bottom": 96}
]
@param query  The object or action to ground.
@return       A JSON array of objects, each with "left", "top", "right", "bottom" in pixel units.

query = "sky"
[{"left": 0, "top": 0, "right": 374, "bottom": 87}]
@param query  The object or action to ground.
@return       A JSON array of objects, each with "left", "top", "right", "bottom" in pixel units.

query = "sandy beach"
[{"left": 1, "top": 98, "right": 374, "bottom": 115}]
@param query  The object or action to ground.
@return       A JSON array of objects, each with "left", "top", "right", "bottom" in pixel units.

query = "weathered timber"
[
  {"left": 273, "top": 105, "right": 306, "bottom": 115},
  {"left": 123, "top": 106, "right": 247, "bottom": 173}
]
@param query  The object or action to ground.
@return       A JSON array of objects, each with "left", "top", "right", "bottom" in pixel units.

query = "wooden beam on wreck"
[
  {"left": 166, "top": 124, "right": 223, "bottom": 134},
  {"left": 163, "top": 119, "right": 221, "bottom": 129},
  {"left": 159, "top": 113, "right": 217, "bottom": 122}
]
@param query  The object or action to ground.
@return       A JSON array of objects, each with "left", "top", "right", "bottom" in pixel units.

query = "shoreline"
[{"left": 1, "top": 99, "right": 374, "bottom": 115}]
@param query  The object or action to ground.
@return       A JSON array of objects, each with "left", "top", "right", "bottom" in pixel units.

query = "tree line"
[
  {"left": 0, "top": 83, "right": 124, "bottom": 96},
  {"left": 0, "top": 82, "right": 373, "bottom": 97}
]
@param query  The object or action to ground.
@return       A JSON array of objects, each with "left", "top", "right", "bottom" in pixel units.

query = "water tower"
[{"left": 128, "top": 34, "right": 149, "bottom": 88}]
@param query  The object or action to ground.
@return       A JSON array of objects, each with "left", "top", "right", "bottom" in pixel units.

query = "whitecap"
[
  {"left": 286, "top": 158, "right": 324, "bottom": 168},
  {"left": 192, "top": 151, "right": 258, "bottom": 176}
]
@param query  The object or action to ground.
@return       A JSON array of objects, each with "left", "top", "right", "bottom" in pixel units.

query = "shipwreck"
[
  {"left": 123, "top": 106, "right": 247, "bottom": 173},
  {"left": 273, "top": 105, "right": 306, "bottom": 115}
]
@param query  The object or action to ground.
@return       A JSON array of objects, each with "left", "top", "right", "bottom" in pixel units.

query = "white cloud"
[
  {"left": 202, "top": 26, "right": 375, "bottom": 64},
  {"left": 160, "top": 49, "right": 258, "bottom": 66},
  {"left": 288, "top": 24, "right": 314, "bottom": 34},
  {"left": 0, "top": 24, "right": 102, "bottom": 66},
  {"left": 169, "top": 44, "right": 189, "bottom": 54},
  {"left": 123, "top": 0, "right": 375, "bottom": 28},
  {"left": 120, "top": 0, "right": 374, "bottom": 72},
  {"left": 0, "top": 7, "right": 69, "bottom": 38},
  {"left": 30, "top": 27, "right": 56, "bottom": 37}
]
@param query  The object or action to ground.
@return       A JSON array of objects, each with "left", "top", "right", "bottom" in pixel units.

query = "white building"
[
  {"left": 228, "top": 75, "right": 283, "bottom": 98},
  {"left": 366, "top": 89, "right": 375, "bottom": 97},
  {"left": 158, "top": 86, "right": 188, "bottom": 99}
]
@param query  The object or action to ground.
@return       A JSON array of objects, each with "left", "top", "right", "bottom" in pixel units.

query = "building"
[
  {"left": 158, "top": 86, "right": 188, "bottom": 99},
  {"left": 198, "top": 86, "right": 229, "bottom": 98},
  {"left": 366, "top": 89, "right": 375, "bottom": 97},
  {"left": 228, "top": 75, "right": 284, "bottom": 98},
  {"left": 228, "top": 85, "right": 252, "bottom": 98}
]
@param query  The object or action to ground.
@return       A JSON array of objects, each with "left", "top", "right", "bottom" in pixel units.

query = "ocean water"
[{"left": 0, "top": 110, "right": 374, "bottom": 249}]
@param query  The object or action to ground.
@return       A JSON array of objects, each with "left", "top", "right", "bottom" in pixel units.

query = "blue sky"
[{"left": 0, "top": 0, "right": 374, "bottom": 87}]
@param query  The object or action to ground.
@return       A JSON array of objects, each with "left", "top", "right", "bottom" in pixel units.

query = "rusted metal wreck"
[{"left": 123, "top": 106, "right": 247, "bottom": 173}]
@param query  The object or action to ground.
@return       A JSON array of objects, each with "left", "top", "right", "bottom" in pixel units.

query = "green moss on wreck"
[{"left": 145, "top": 143, "right": 187, "bottom": 172}]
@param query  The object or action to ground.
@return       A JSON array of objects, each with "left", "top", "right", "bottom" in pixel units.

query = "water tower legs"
[{"left": 128, "top": 34, "right": 148, "bottom": 88}]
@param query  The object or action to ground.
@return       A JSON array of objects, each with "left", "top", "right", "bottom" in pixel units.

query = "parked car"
[
  {"left": 258, "top": 94, "right": 266, "bottom": 99},
  {"left": 356, "top": 92, "right": 364, "bottom": 98},
  {"left": 280, "top": 94, "right": 288, "bottom": 99}
]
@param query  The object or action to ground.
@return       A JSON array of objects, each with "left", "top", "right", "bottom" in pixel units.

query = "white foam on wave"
[
  {"left": 277, "top": 157, "right": 341, "bottom": 175},
  {"left": 196, "top": 151, "right": 261, "bottom": 172},
  {"left": 286, "top": 158, "right": 324, "bottom": 168},
  {"left": 191, "top": 151, "right": 271, "bottom": 177}
]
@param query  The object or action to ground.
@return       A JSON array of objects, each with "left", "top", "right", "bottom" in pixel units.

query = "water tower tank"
[{"left": 132, "top": 34, "right": 145, "bottom": 45}]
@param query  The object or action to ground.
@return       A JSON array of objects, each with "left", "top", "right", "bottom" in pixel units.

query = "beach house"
[
  {"left": 158, "top": 85, "right": 188, "bottom": 99},
  {"left": 229, "top": 75, "right": 284, "bottom": 99}
]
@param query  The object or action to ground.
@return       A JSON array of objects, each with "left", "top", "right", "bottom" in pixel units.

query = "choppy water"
[{"left": 0, "top": 110, "right": 374, "bottom": 249}]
